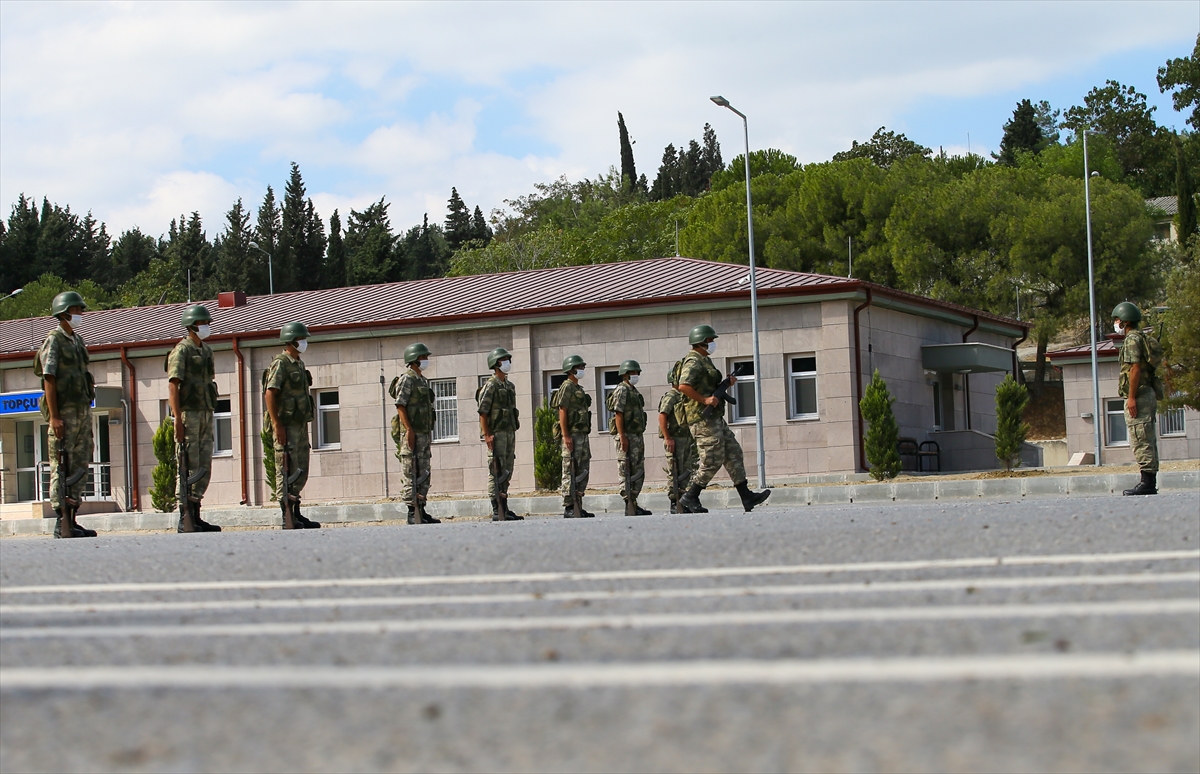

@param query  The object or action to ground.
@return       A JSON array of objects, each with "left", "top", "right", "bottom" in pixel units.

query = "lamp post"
[
  {"left": 248, "top": 241, "right": 274, "bottom": 295},
  {"left": 711, "top": 95, "right": 767, "bottom": 488},
  {"left": 1082, "top": 129, "right": 1102, "bottom": 466},
  {"left": 1, "top": 287, "right": 23, "bottom": 303}
]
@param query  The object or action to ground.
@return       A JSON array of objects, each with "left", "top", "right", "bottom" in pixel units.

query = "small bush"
[
  {"left": 534, "top": 399, "right": 562, "bottom": 490},
  {"left": 261, "top": 426, "right": 277, "bottom": 500},
  {"left": 860, "top": 370, "right": 901, "bottom": 481},
  {"left": 995, "top": 375, "right": 1031, "bottom": 473},
  {"left": 150, "top": 417, "right": 177, "bottom": 512}
]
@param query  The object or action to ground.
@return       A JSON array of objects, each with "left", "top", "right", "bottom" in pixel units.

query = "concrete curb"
[{"left": 2, "top": 470, "right": 1196, "bottom": 537}]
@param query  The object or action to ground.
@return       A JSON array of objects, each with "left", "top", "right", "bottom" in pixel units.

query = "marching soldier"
[
  {"left": 35, "top": 291, "right": 97, "bottom": 539},
  {"left": 263, "top": 322, "right": 320, "bottom": 529},
  {"left": 166, "top": 304, "right": 222, "bottom": 532},
  {"left": 392, "top": 342, "right": 440, "bottom": 524},
  {"left": 677, "top": 325, "right": 771, "bottom": 513},
  {"left": 608, "top": 359, "right": 651, "bottom": 514},
  {"left": 659, "top": 359, "right": 698, "bottom": 514},
  {"left": 552, "top": 354, "right": 594, "bottom": 518},
  {"left": 1114, "top": 302, "right": 1163, "bottom": 496},
  {"left": 478, "top": 347, "right": 522, "bottom": 521}
]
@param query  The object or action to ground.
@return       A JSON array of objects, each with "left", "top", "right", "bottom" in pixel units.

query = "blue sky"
[{"left": 1, "top": 1, "right": 1196, "bottom": 239}]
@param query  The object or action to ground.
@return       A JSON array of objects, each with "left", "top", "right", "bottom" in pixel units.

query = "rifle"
[
  {"left": 702, "top": 362, "right": 749, "bottom": 420},
  {"left": 568, "top": 443, "right": 583, "bottom": 518},
  {"left": 491, "top": 451, "right": 509, "bottom": 519},
  {"left": 624, "top": 444, "right": 636, "bottom": 516},
  {"left": 175, "top": 437, "right": 206, "bottom": 533},
  {"left": 278, "top": 443, "right": 303, "bottom": 530},
  {"left": 57, "top": 437, "right": 87, "bottom": 536}
]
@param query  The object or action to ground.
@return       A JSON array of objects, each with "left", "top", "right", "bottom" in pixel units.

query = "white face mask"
[
  {"left": 575, "top": 367, "right": 587, "bottom": 380},
  {"left": 196, "top": 324, "right": 212, "bottom": 340},
  {"left": 499, "top": 360, "right": 512, "bottom": 374},
  {"left": 417, "top": 358, "right": 429, "bottom": 371},
  {"left": 296, "top": 339, "right": 308, "bottom": 353},
  {"left": 705, "top": 340, "right": 717, "bottom": 355},
  {"left": 69, "top": 314, "right": 83, "bottom": 328},
  {"left": 629, "top": 375, "right": 639, "bottom": 385},
  {"left": 1113, "top": 321, "right": 1123, "bottom": 334}
]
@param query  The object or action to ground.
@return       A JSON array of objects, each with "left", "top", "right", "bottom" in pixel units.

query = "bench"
[{"left": 898, "top": 438, "right": 941, "bottom": 473}]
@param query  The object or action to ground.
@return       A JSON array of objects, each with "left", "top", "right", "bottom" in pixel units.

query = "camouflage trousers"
[
  {"left": 560, "top": 433, "right": 591, "bottom": 507},
  {"left": 688, "top": 417, "right": 747, "bottom": 489},
  {"left": 615, "top": 433, "right": 645, "bottom": 502},
  {"left": 396, "top": 431, "right": 433, "bottom": 505},
  {"left": 1126, "top": 387, "right": 1159, "bottom": 474},
  {"left": 45, "top": 403, "right": 93, "bottom": 510},
  {"left": 271, "top": 421, "right": 311, "bottom": 500},
  {"left": 178, "top": 409, "right": 214, "bottom": 501},
  {"left": 663, "top": 434, "right": 697, "bottom": 504},
  {"left": 487, "top": 430, "right": 516, "bottom": 501}
]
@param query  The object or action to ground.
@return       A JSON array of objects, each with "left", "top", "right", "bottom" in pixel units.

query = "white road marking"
[
  {"left": 2, "top": 651, "right": 1196, "bottom": 690},
  {"left": 2, "top": 549, "right": 1196, "bottom": 596},
  {"left": 3, "top": 599, "right": 1196, "bottom": 639},
  {"left": 3, "top": 571, "right": 1196, "bottom": 616}
]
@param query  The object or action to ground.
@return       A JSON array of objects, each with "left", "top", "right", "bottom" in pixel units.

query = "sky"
[{"left": 1, "top": 1, "right": 1197, "bottom": 241}]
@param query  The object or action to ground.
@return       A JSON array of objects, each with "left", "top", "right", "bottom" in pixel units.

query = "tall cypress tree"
[
  {"left": 997, "top": 99, "right": 1045, "bottom": 165},
  {"left": 1, "top": 195, "right": 41, "bottom": 292},
  {"left": 701, "top": 123, "right": 723, "bottom": 190},
  {"left": 617, "top": 112, "right": 638, "bottom": 193},
  {"left": 215, "top": 198, "right": 252, "bottom": 293},
  {"left": 651, "top": 144, "right": 679, "bottom": 201},
  {"left": 444, "top": 188, "right": 472, "bottom": 250},
  {"left": 303, "top": 197, "right": 327, "bottom": 289},
  {"left": 252, "top": 186, "right": 280, "bottom": 294},
  {"left": 1176, "top": 133, "right": 1198, "bottom": 241},
  {"left": 277, "top": 162, "right": 307, "bottom": 292},
  {"left": 344, "top": 198, "right": 395, "bottom": 286},
  {"left": 470, "top": 206, "right": 493, "bottom": 246},
  {"left": 325, "top": 209, "right": 347, "bottom": 288}
]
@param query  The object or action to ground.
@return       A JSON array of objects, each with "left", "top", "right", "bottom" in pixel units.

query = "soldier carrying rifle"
[
  {"left": 608, "top": 359, "right": 650, "bottom": 516},
  {"left": 392, "top": 342, "right": 440, "bottom": 524},
  {"left": 263, "top": 322, "right": 320, "bottom": 529},
  {"left": 478, "top": 347, "right": 522, "bottom": 521},
  {"left": 659, "top": 360, "right": 697, "bottom": 514},
  {"left": 552, "top": 355, "right": 593, "bottom": 518},
  {"left": 167, "top": 304, "right": 222, "bottom": 533}
]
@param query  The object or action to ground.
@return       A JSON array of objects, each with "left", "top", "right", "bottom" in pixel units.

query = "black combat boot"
[
  {"left": 736, "top": 481, "right": 772, "bottom": 512},
  {"left": 54, "top": 508, "right": 95, "bottom": 538},
  {"left": 491, "top": 499, "right": 504, "bottom": 522},
  {"left": 669, "top": 500, "right": 679, "bottom": 514},
  {"left": 564, "top": 506, "right": 578, "bottom": 518},
  {"left": 292, "top": 503, "right": 321, "bottom": 528},
  {"left": 192, "top": 502, "right": 222, "bottom": 532},
  {"left": 633, "top": 502, "right": 652, "bottom": 516},
  {"left": 1122, "top": 471, "right": 1158, "bottom": 496},
  {"left": 503, "top": 507, "right": 523, "bottom": 521},
  {"left": 679, "top": 484, "right": 707, "bottom": 514},
  {"left": 406, "top": 505, "right": 421, "bottom": 525},
  {"left": 420, "top": 504, "right": 441, "bottom": 525}
]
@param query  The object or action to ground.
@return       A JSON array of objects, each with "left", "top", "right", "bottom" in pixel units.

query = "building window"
[
  {"left": 600, "top": 369, "right": 621, "bottom": 430},
  {"left": 316, "top": 391, "right": 340, "bottom": 449},
  {"left": 213, "top": 398, "right": 233, "bottom": 455},
  {"left": 546, "top": 372, "right": 568, "bottom": 401},
  {"left": 1105, "top": 399, "right": 1128, "bottom": 446},
  {"left": 432, "top": 379, "right": 458, "bottom": 442},
  {"left": 1159, "top": 405, "right": 1186, "bottom": 436},
  {"left": 788, "top": 355, "right": 818, "bottom": 420},
  {"left": 729, "top": 359, "right": 756, "bottom": 423}
]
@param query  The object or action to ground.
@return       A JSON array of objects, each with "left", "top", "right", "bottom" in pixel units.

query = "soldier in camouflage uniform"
[
  {"left": 609, "top": 359, "right": 651, "bottom": 515},
  {"left": 1114, "top": 302, "right": 1162, "bottom": 496},
  {"left": 35, "top": 291, "right": 98, "bottom": 539},
  {"left": 552, "top": 354, "right": 595, "bottom": 518},
  {"left": 478, "top": 347, "right": 522, "bottom": 521},
  {"left": 659, "top": 359, "right": 698, "bottom": 514},
  {"left": 677, "top": 324, "right": 771, "bottom": 514},
  {"left": 263, "top": 322, "right": 320, "bottom": 529},
  {"left": 392, "top": 342, "right": 440, "bottom": 524},
  {"left": 166, "top": 304, "right": 222, "bottom": 532}
]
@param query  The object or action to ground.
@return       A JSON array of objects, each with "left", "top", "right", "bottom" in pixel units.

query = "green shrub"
[
  {"left": 995, "top": 375, "right": 1031, "bottom": 473},
  {"left": 860, "top": 370, "right": 901, "bottom": 481},
  {"left": 534, "top": 398, "right": 562, "bottom": 490},
  {"left": 150, "top": 417, "right": 177, "bottom": 512},
  {"left": 261, "top": 426, "right": 277, "bottom": 500}
]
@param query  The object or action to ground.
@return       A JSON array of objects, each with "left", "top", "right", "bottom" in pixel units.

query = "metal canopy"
[{"left": 921, "top": 342, "right": 1014, "bottom": 374}]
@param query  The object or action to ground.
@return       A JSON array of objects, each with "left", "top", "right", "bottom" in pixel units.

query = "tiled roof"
[
  {"left": 0, "top": 256, "right": 1023, "bottom": 358},
  {"left": 1146, "top": 196, "right": 1179, "bottom": 216},
  {"left": 1045, "top": 338, "right": 1121, "bottom": 360}
]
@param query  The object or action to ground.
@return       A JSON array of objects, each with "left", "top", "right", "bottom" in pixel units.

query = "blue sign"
[{"left": 0, "top": 391, "right": 43, "bottom": 416}]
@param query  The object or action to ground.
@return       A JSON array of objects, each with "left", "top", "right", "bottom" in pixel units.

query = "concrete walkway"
[{"left": 2, "top": 468, "right": 1196, "bottom": 537}]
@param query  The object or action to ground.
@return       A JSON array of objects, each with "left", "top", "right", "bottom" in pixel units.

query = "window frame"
[
  {"left": 315, "top": 389, "right": 341, "bottom": 450},
  {"left": 1104, "top": 398, "right": 1128, "bottom": 447},
  {"left": 430, "top": 378, "right": 459, "bottom": 443},
  {"left": 787, "top": 354, "right": 819, "bottom": 421},
  {"left": 212, "top": 397, "right": 234, "bottom": 457},
  {"left": 600, "top": 368, "right": 621, "bottom": 432},
  {"left": 728, "top": 358, "right": 756, "bottom": 424}
]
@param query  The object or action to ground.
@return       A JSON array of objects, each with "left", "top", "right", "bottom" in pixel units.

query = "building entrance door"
[{"left": 15, "top": 415, "right": 112, "bottom": 503}]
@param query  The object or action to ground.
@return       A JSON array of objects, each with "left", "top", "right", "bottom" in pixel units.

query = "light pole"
[
  {"left": 711, "top": 95, "right": 767, "bottom": 488},
  {"left": 248, "top": 241, "right": 274, "bottom": 295},
  {"left": 1083, "top": 129, "right": 1102, "bottom": 466},
  {"left": 1, "top": 287, "right": 23, "bottom": 303}
]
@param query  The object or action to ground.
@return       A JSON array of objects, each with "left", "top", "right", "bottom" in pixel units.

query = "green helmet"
[
  {"left": 404, "top": 342, "right": 432, "bottom": 364},
  {"left": 689, "top": 324, "right": 718, "bottom": 345},
  {"left": 280, "top": 321, "right": 310, "bottom": 343},
  {"left": 619, "top": 359, "right": 642, "bottom": 376},
  {"left": 668, "top": 360, "right": 683, "bottom": 387},
  {"left": 562, "top": 354, "right": 586, "bottom": 373},
  {"left": 181, "top": 304, "right": 212, "bottom": 328},
  {"left": 487, "top": 347, "right": 512, "bottom": 369},
  {"left": 51, "top": 291, "right": 86, "bottom": 317},
  {"left": 1112, "top": 302, "right": 1142, "bottom": 325}
]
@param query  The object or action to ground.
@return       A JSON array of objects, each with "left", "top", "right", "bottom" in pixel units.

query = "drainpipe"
[
  {"left": 1011, "top": 329, "right": 1028, "bottom": 384},
  {"left": 853, "top": 287, "right": 873, "bottom": 472},
  {"left": 232, "top": 337, "right": 250, "bottom": 506},
  {"left": 119, "top": 397, "right": 132, "bottom": 511},
  {"left": 962, "top": 315, "right": 979, "bottom": 431},
  {"left": 119, "top": 348, "right": 140, "bottom": 511}
]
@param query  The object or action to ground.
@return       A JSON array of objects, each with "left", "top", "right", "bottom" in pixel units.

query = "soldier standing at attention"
[
  {"left": 263, "top": 322, "right": 320, "bottom": 529},
  {"left": 609, "top": 359, "right": 651, "bottom": 515},
  {"left": 35, "top": 291, "right": 97, "bottom": 539},
  {"left": 677, "top": 325, "right": 771, "bottom": 514},
  {"left": 392, "top": 343, "right": 440, "bottom": 524},
  {"left": 478, "top": 347, "right": 523, "bottom": 521},
  {"left": 167, "top": 304, "right": 222, "bottom": 532},
  {"left": 659, "top": 359, "right": 698, "bottom": 514},
  {"left": 552, "top": 355, "right": 595, "bottom": 518},
  {"left": 1114, "top": 302, "right": 1163, "bottom": 496}
]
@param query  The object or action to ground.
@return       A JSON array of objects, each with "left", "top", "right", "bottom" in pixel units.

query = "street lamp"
[
  {"left": 711, "top": 95, "right": 767, "bottom": 488},
  {"left": 248, "top": 241, "right": 274, "bottom": 295},
  {"left": 1, "top": 287, "right": 23, "bottom": 303},
  {"left": 1082, "top": 129, "right": 1102, "bottom": 467}
]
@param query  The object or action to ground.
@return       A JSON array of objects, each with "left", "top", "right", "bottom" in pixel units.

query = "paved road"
[{"left": 2, "top": 493, "right": 1198, "bottom": 773}]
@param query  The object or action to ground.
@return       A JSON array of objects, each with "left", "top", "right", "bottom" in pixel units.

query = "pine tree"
[
  {"left": 109, "top": 228, "right": 159, "bottom": 289},
  {"left": 277, "top": 162, "right": 308, "bottom": 292},
  {"left": 997, "top": 99, "right": 1046, "bottom": 165},
  {"left": 150, "top": 417, "right": 177, "bottom": 512},
  {"left": 401, "top": 214, "right": 452, "bottom": 281},
  {"left": 215, "top": 199, "right": 252, "bottom": 293},
  {"left": 651, "top": 144, "right": 679, "bottom": 201},
  {"left": 701, "top": 123, "right": 722, "bottom": 190},
  {"left": 617, "top": 112, "right": 638, "bottom": 193},
  {"left": 303, "top": 197, "right": 327, "bottom": 289},
  {"left": 444, "top": 188, "right": 472, "bottom": 250},
  {"left": 681, "top": 139, "right": 705, "bottom": 196},
  {"left": 470, "top": 206, "right": 493, "bottom": 246},
  {"left": 1176, "top": 133, "right": 1198, "bottom": 240},
  {"left": 325, "top": 209, "right": 347, "bottom": 288},
  {"left": 994, "top": 374, "right": 1031, "bottom": 473},
  {"left": 1, "top": 195, "right": 41, "bottom": 292},
  {"left": 860, "top": 370, "right": 901, "bottom": 481},
  {"left": 252, "top": 186, "right": 280, "bottom": 294},
  {"left": 534, "top": 398, "right": 562, "bottom": 490},
  {"left": 344, "top": 198, "right": 395, "bottom": 285}
]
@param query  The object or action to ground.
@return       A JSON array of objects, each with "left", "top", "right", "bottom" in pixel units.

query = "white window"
[
  {"left": 729, "top": 359, "right": 756, "bottom": 423},
  {"left": 600, "top": 369, "right": 621, "bottom": 430},
  {"left": 213, "top": 398, "right": 233, "bottom": 455},
  {"left": 1105, "top": 399, "right": 1128, "bottom": 446},
  {"left": 432, "top": 379, "right": 458, "bottom": 442},
  {"left": 1159, "top": 405, "right": 1186, "bottom": 436},
  {"left": 788, "top": 355, "right": 818, "bottom": 420},
  {"left": 316, "top": 390, "right": 340, "bottom": 449},
  {"left": 546, "top": 372, "right": 568, "bottom": 400}
]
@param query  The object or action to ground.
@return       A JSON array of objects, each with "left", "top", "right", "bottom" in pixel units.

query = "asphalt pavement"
[{"left": 1, "top": 493, "right": 1198, "bottom": 773}]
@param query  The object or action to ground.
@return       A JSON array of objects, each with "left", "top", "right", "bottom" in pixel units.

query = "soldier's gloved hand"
[{"left": 50, "top": 417, "right": 65, "bottom": 439}]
